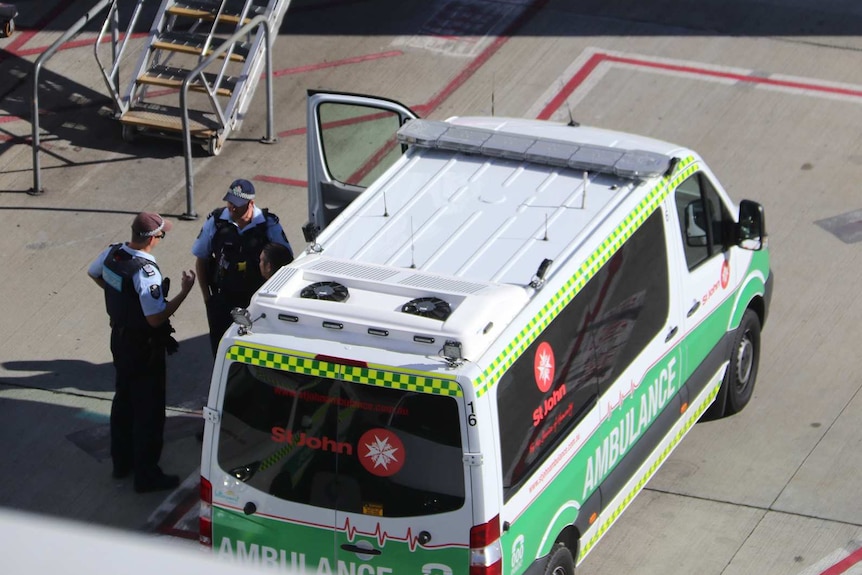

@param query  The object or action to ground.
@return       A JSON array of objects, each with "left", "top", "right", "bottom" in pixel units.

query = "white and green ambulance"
[{"left": 199, "top": 91, "right": 772, "bottom": 575}]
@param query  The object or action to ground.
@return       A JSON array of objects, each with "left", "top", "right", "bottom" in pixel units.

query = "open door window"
[{"left": 305, "top": 91, "right": 419, "bottom": 239}]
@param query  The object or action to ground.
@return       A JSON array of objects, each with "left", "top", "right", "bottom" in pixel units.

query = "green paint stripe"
[
  {"left": 577, "top": 381, "right": 720, "bottom": 561},
  {"left": 474, "top": 157, "right": 698, "bottom": 397}
]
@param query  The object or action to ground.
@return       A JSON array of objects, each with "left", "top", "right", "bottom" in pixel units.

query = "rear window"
[{"left": 217, "top": 362, "right": 465, "bottom": 517}]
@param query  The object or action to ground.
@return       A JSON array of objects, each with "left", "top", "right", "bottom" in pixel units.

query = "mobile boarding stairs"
[
  {"left": 98, "top": 0, "right": 289, "bottom": 157},
  {"left": 28, "top": 0, "right": 290, "bottom": 215}
]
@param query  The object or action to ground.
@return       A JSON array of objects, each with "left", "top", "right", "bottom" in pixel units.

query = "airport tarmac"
[{"left": 2, "top": 0, "right": 862, "bottom": 573}]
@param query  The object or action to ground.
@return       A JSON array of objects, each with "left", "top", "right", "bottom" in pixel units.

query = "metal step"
[
  {"left": 152, "top": 30, "right": 250, "bottom": 61},
  {"left": 137, "top": 64, "right": 236, "bottom": 96},
  {"left": 120, "top": 103, "right": 221, "bottom": 137},
  {"left": 167, "top": 0, "right": 267, "bottom": 25}
]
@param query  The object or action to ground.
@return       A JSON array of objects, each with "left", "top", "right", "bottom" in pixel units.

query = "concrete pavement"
[{"left": 3, "top": 0, "right": 862, "bottom": 573}]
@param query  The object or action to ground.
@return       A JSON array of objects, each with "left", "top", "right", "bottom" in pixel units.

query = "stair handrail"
[
  {"left": 93, "top": 0, "right": 148, "bottom": 116},
  {"left": 178, "top": 14, "right": 275, "bottom": 219},
  {"left": 31, "top": 0, "right": 115, "bottom": 195},
  {"left": 211, "top": 0, "right": 257, "bottom": 93},
  {"left": 198, "top": 0, "right": 230, "bottom": 66}
]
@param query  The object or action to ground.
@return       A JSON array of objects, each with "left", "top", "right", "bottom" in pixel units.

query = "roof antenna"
[
  {"left": 542, "top": 213, "right": 549, "bottom": 241},
  {"left": 581, "top": 171, "right": 588, "bottom": 209},
  {"left": 559, "top": 80, "right": 578, "bottom": 127},
  {"left": 383, "top": 191, "right": 389, "bottom": 217},
  {"left": 409, "top": 217, "right": 416, "bottom": 269},
  {"left": 491, "top": 73, "right": 495, "bottom": 117},
  {"left": 567, "top": 100, "right": 579, "bottom": 127}
]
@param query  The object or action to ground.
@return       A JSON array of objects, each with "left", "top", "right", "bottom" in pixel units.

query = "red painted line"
[
  {"left": 819, "top": 547, "right": 862, "bottom": 575},
  {"left": 270, "top": 0, "right": 550, "bottom": 183},
  {"left": 276, "top": 111, "right": 391, "bottom": 139},
  {"left": 607, "top": 53, "right": 862, "bottom": 98},
  {"left": 347, "top": 134, "right": 397, "bottom": 185},
  {"left": 420, "top": 0, "right": 550, "bottom": 116},
  {"left": 277, "top": 126, "right": 307, "bottom": 138},
  {"left": 154, "top": 486, "right": 199, "bottom": 538},
  {"left": 1, "top": 0, "right": 77, "bottom": 57},
  {"left": 272, "top": 50, "right": 403, "bottom": 78},
  {"left": 255, "top": 175, "right": 307, "bottom": 188},
  {"left": 538, "top": 52, "right": 862, "bottom": 120},
  {"left": 13, "top": 32, "right": 148, "bottom": 58},
  {"left": 537, "top": 52, "right": 604, "bottom": 120}
]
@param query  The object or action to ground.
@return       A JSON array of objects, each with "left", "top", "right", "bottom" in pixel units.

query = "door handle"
[
  {"left": 687, "top": 300, "right": 700, "bottom": 317},
  {"left": 341, "top": 543, "right": 381, "bottom": 556},
  {"left": 665, "top": 326, "right": 678, "bottom": 342}
]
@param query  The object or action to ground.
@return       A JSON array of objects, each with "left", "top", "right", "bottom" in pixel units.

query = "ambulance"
[{"left": 199, "top": 91, "right": 772, "bottom": 575}]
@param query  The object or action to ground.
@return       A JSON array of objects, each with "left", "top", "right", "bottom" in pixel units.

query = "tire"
[
  {"left": 543, "top": 544, "right": 575, "bottom": 575},
  {"left": 723, "top": 308, "right": 761, "bottom": 415}
]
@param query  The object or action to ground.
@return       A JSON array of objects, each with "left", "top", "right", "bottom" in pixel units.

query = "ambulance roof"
[{"left": 250, "top": 118, "right": 688, "bottom": 360}]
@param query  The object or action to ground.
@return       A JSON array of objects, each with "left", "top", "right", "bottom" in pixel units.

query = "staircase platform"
[{"left": 120, "top": 103, "right": 221, "bottom": 137}]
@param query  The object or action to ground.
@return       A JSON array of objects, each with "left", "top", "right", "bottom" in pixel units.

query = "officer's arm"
[
  {"left": 195, "top": 257, "right": 211, "bottom": 301},
  {"left": 146, "top": 270, "right": 196, "bottom": 328},
  {"left": 89, "top": 274, "right": 106, "bottom": 289}
]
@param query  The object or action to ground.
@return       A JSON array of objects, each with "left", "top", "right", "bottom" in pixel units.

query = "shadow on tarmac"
[{"left": 0, "top": 333, "right": 211, "bottom": 528}]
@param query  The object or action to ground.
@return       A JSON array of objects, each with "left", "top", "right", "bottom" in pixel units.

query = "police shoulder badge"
[
  {"left": 142, "top": 263, "right": 156, "bottom": 277},
  {"left": 149, "top": 284, "right": 162, "bottom": 299}
]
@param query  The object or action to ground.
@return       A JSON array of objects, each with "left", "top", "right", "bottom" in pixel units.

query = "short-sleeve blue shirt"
[
  {"left": 191, "top": 206, "right": 291, "bottom": 259},
  {"left": 88, "top": 244, "right": 167, "bottom": 317}
]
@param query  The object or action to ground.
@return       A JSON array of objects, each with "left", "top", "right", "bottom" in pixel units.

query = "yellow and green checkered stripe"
[
  {"left": 227, "top": 343, "right": 462, "bottom": 397},
  {"left": 473, "top": 156, "right": 698, "bottom": 397},
  {"left": 577, "top": 379, "right": 720, "bottom": 562}
]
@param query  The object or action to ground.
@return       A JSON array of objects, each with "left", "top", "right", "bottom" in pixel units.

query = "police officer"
[
  {"left": 88, "top": 212, "right": 195, "bottom": 493},
  {"left": 192, "top": 179, "right": 293, "bottom": 356}
]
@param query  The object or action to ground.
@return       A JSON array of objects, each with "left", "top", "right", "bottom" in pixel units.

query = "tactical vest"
[
  {"left": 101, "top": 244, "right": 159, "bottom": 330},
  {"left": 208, "top": 208, "right": 277, "bottom": 299}
]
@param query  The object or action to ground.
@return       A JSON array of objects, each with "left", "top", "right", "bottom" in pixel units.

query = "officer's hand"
[{"left": 180, "top": 270, "right": 196, "bottom": 295}]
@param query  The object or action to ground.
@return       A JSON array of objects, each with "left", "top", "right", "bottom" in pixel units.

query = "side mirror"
[{"left": 737, "top": 200, "right": 766, "bottom": 251}]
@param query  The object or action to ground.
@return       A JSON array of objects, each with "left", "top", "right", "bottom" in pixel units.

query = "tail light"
[
  {"left": 200, "top": 476, "right": 212, "bottom": 547},
  {"left": 470, "top": 515, "right": 502, "bottom": 575}
]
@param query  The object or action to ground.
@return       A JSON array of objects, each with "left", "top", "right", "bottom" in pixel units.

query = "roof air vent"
[
  {"left": 300, "top": 281, "right": 350, "bottom": 302},
  {"left": 401, "top": 297, "right": 452, "bottom": 321}
]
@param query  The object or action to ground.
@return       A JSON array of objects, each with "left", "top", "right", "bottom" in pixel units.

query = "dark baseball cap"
[
  {"left": 223, "top": 178, "right": 255, "bottom": 207},
  {"left": 131, "top": 212, "right": 173, "bottom": 237}
]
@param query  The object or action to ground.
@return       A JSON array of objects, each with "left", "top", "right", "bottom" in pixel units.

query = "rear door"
[
  {"left": 213, "top": 352, "right": 472, "bottom": 573},
  {"left": 306, "top": 90, "right": 419, "bottom": 233}
]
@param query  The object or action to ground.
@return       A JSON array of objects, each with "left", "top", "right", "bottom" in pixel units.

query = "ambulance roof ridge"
[{"left": 396, "top": 118, "right": 672, "bottom": 180}]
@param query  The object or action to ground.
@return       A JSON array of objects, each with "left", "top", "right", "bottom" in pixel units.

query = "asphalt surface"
[{"left": 3, "top": 0, "right": 862, "bottom": 573}]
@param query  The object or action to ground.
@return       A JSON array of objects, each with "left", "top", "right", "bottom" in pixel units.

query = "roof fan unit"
[
  {"left": 300, "top": 281, "right": 350, "bottom": 302},
  {"left": 401, "top": 297, "right": 452, "bottom": 321}
]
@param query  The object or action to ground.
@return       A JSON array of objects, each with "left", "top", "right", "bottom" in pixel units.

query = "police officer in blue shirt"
[
  {"left": 88, "top": 212, "right": 195, "bottom": 493},
  {"left": 192, "top": 179, "right": 293, "bottom": 356}
]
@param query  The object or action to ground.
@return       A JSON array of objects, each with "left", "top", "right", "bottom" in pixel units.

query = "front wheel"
[
  {"left": 724, "top": 309, "right": 761, "bottom": 415},
  {"left": 543, "top": 544, "right": 575, "bottom": 575}
]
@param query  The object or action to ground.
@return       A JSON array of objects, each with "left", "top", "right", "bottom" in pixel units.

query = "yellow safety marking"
[
  {"left": 474, "top": 157, "right": 698, "bottom": 397},
  {"left": 577, "top": 381, "right": 720, "bottom": 562},
  {"left": 227, "top": 344, "right": 462, "bottom": 397}
]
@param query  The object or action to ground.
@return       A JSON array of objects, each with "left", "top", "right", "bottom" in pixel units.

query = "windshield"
[{"left": 217, "top": 362, "right": 465, "bottom": 517}]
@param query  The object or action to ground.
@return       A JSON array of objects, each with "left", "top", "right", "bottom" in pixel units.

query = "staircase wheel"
[
  {"left": 121, "top": 124, "right": 137, "bottom": 143},
  {"left": 205, "top": 136, "right": 223, "bottom": 156},
  {"left": 2, "top": 19, "right": 12, "bottom": 38}
]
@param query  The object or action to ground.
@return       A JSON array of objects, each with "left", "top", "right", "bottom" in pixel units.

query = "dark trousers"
[
  {"left": 205, "top": 290, "right": 251, "bottom": 356},
  {"left": 110, "top": 327, "right": 166, "bottom": 484}
]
